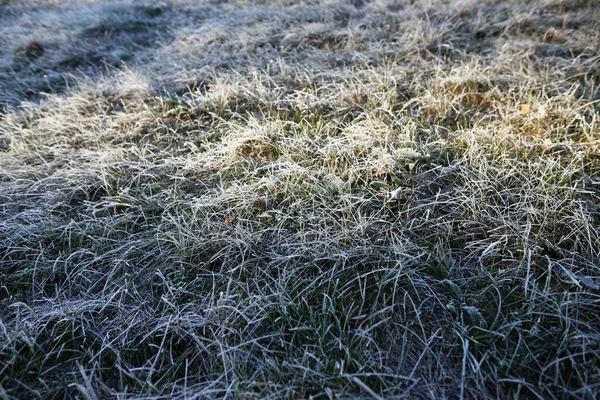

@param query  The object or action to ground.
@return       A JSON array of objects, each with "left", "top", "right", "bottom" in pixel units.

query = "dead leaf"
[{"left": 541, "top": 138, "right": 553, "bottom": 151}]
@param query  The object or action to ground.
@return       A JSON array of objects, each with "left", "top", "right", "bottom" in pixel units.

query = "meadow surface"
[{"left": 1, "top": 0, "right": 600, "bottom": 398}]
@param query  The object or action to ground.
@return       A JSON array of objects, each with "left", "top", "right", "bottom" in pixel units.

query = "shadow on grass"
[{"left": 0, "top": 1, "right": 173, "bottom": 107}]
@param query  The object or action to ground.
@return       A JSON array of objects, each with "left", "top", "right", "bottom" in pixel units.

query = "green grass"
[{"left": 1, "top": 0, "right": 600, "bottom": 398}]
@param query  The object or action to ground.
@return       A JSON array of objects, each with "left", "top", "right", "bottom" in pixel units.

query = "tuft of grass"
[{"left": 1, "top": 0, "right": 600, "bottom": 398}]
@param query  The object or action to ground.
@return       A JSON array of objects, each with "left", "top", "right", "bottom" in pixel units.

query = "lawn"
[{"left": 1, "top": 0, "right": 600, "bottom": 398}]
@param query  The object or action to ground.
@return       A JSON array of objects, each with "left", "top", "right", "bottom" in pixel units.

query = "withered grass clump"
[{"left": 1, "top": 0, "right": 600, "bottom": 398}]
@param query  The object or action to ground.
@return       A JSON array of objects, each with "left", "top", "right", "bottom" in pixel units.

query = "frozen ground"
[{"left": 1, "top": 0, "right": 599, "bottom": 398}]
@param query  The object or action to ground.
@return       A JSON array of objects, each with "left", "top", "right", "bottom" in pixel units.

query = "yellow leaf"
[
  {"left": 520, "top": 105, "right": 531, "bottom": 114},
  {"left": 541, "top": 139, "right": 553, "bottom": 151}
]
